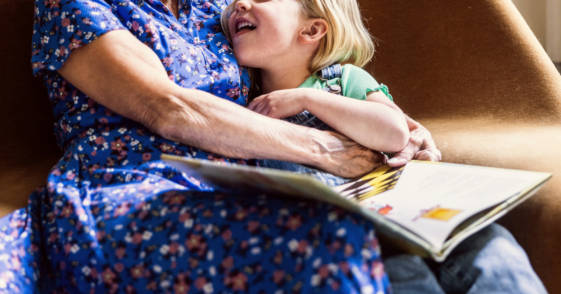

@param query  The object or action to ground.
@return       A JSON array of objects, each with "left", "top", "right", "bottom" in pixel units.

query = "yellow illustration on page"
[
  {"left": 421, "top": 208, "right": 462, "bottom": 221},
  {"left": 346, "top": 165, "right": 405, "bottom": 202}
]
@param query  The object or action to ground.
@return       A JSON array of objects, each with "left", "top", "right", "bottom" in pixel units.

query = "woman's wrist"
[
  {"left": 302, "top": 128, "right": 355, "bottom": 172},
  {"left": 299, "top": 128, "right": 333, "bottom": 166}
]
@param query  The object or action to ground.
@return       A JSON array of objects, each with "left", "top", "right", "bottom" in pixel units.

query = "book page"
[{"left": 360, "top": 161, "right": 549, "bottom": 250}]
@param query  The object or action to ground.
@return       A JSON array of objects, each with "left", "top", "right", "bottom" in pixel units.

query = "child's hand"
[{"left": 248, "top": 89, "right": 310, "bottom": 119}]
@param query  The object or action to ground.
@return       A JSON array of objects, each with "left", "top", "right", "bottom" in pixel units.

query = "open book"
[{"left": 161, "top": 155, "right": 551, "bottom": 262}]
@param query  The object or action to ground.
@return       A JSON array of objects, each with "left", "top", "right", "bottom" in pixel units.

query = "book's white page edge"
[
  {"left": 431, "top": 178, "right": 550, "bottom": 262},
  {"left": 357, "top": 207, "right": 435, "bottom": 256},
  {"left": 162, "top": 154, "right": 318, "bottom": 179}
]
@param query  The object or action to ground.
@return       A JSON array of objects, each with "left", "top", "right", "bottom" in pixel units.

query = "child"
[{"left": 221, "top": 0, "right": 409, "bottom": 185}]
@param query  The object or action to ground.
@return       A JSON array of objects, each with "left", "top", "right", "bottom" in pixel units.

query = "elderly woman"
[{"left": 0, "top": 0, "right": 546, "bottom": 293}]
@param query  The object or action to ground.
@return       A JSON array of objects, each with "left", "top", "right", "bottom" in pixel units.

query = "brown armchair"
[{"left": 1, "top": 0, "right": 560, "bottom": 291}]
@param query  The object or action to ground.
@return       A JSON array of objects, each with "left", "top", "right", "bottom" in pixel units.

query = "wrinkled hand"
[
  {"left": 248, "top": 89, "right": 310, "bottom": 119},
  {"left": 387, "top": 115, "right": 442, "bottom": 167},
  {"left": 316, "top": 130, "right": 388, "bottom": 178}
]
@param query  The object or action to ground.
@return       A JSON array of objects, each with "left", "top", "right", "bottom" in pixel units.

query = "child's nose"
[{"left": 235, "top": 0, "right": 250, "bottom": 12}]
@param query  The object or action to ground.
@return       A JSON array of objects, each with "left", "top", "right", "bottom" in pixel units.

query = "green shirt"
[{"left": 298, "top": 64, "right": 393, "bottom": 101}]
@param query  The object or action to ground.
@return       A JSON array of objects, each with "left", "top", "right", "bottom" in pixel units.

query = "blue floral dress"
[{"left": 0, "top": 0, "right": 391, "bottom": 293}]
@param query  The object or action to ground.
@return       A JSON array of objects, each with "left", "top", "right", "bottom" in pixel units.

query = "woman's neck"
[{"left": 259, "top": 65, "right": 312, "bottom": 95}]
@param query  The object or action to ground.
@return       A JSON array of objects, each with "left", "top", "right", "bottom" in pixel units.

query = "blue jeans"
[
  {"left": 256, "top": 159, "right": 352, "bottom": 187},
  {"left": 384, "top": 224, "right": 547, "bottom": 294}
]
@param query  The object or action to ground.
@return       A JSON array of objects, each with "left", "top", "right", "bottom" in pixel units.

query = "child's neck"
[{"left": 259, "top": 65, "right": 312, "bottom": 95}]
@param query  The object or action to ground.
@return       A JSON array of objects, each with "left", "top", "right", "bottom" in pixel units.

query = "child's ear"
[{"left": 299, "top": 19, "right": 328, "bottom": 44}]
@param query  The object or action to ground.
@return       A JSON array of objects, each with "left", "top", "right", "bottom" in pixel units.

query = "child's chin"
[{"left": 235, "top": 56, "right": 260, "bottom": 69}]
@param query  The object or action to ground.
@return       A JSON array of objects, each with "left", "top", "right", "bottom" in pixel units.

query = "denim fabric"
[
  {"left": 282, "top": 110, "right": 334, "bottom": 131},
  {"left": 257, "top": 109, "right": 352, "bottom": 187},
  {"left": 256, "top": 159, "right": 351, "bottom": 187},
  {"left": 384, "top": 224, "right": 548, "bottom": 294}
]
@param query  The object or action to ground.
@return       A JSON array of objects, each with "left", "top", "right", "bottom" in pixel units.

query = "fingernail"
[{"left": 388, "top": 158, "right": 400, "bottom": 164}]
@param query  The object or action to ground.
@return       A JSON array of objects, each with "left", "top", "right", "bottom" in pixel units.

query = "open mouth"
[{"left": 236, "top": 21, "right": 257, "bottom": 34}]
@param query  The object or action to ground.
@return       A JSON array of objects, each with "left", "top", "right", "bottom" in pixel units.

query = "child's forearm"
[{"left": 302, "top": 90, "right": 409, "bottom": 153}]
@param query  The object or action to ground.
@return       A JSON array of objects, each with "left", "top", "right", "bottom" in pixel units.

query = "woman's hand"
[
  {"left": 387, "top": 115, "right": 442, "bottom": 167},
  {"left": 314, "top": 114, "right": 440, "bottom": 175},
  {"left": 314, "top": 130, "right": 388, "bottom": 178},
  {"left": 248, "top": 89, "right": 309, "bottom": 119}
]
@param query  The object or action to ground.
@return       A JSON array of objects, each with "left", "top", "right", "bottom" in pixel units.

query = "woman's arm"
[
  {"left": 57, "top": 30, "right": 383, "bottom": 178},
  {"left": 248, "top": 88, "right": 409, "bottom": 153}
]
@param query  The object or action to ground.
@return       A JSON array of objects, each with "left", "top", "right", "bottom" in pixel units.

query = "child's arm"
[{"left": 248, "top": 88, "right": 409, "bottom": 153}]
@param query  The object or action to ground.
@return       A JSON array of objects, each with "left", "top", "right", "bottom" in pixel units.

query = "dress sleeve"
[
  {"left": 341, "top": 64, "right": 393, "bottom": 101},
  {"left": 31, "top": 0, "right": 127, "bottom": 76}
]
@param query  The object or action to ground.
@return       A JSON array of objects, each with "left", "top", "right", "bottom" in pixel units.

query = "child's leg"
[
  {"left": 256, "top": 158, "right": 350, "bottom": 187},
  {"left": 384, "top": 224, "right": 547, "bottom": 294}
]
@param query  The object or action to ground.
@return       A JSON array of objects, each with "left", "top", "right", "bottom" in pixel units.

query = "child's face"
[{"left": 227, "top": 0, "right": 306, "bottom": 69}]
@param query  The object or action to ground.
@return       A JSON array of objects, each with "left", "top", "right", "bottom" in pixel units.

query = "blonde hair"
[{"left": 220, "top": 0, "right": 375, "bottom": 97}]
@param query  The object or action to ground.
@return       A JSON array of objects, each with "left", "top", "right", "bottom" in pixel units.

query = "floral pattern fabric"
[{"left": 0, "top": 0, "right": 391, "bottom": 293}]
